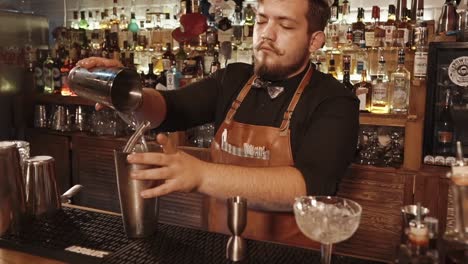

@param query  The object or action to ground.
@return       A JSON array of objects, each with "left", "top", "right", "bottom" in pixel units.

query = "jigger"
[{"left": 226, "top": 196, "right": 247, "bottom": 262}]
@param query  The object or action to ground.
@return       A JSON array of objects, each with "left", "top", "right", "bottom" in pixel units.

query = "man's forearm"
[{"left": 198, "top": 163, "right": 307, "bottom": 211}]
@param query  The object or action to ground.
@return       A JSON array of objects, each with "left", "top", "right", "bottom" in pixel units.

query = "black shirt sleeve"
[{"left": 293, "top": 94, "right": 359, "bottom": 196}]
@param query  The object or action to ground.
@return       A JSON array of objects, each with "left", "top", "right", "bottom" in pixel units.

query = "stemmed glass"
[{"left": 293, "top": 196, "right": 362, "bottom": 264}]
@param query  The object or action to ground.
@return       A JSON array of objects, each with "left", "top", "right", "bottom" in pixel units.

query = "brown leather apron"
[{"left": 209, "top": 66, "right": 317, "bottom": 247}]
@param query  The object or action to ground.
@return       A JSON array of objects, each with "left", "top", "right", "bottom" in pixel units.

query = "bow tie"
[{"left": 251, "top": 78, "right": 285, "bottom": 99}]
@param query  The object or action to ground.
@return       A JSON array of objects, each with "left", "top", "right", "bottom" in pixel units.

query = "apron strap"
[
  {"left": 225, "top": 75, "right": 257, "bottom": 124},
  {"left": 279, "top": 65, "right": 314, "bottom": 133}
]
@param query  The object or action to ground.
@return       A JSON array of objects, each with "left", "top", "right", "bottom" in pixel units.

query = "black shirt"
[{"left": 159, "top": 63, "right": 359, "bottom": 196}]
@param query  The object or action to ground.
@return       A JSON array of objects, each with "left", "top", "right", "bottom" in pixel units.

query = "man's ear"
[{"left": 308, "top": 31, "right": 325, "bottom": 53}]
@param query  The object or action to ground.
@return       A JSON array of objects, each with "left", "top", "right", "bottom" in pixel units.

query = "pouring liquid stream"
[{"left": 117, "top": 111, "right": 149, "bottom": 152}]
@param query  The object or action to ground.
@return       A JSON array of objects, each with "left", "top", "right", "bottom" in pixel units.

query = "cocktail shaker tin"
[{"left": 68, "top": 66, "right": 143, "bottom": 113}]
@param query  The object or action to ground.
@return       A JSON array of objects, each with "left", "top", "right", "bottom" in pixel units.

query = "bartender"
[{"left": 77, "top": 0, "right": 359, "bottom": 243}]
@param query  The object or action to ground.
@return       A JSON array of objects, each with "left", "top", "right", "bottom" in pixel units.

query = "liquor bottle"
[
  {"left": 60, "top": 57, "right": 73, "bottom": 96},
  {"left": 87, "top": 11, "right": 94, "bottom": 30},
  {"left": 166, "top": 62, "right": 182, "bottom": 90},
  {"left": 436, "top": 89, "right": 454, "bottom": 155},
  {"left": 79, "top": 11, "right": 89, "bottom": 30},
  {"left": 162, "top": 43, "right": 175, "bottom": 72},
  {"left": 352, "top": 7, "right": 366, "bottom": 46},
  {"left": 328, "top": 55, "right": 338, "bottom": 79},
  {"left": 211, "top": 52, "right": 221, "bottom": 74},
  {"left": 411, "top": 3, "right": 427, "bottom": 50},
  {"left": 384, "top": 5, "right": 397, "bottom": 47},
  {"left": 354, "top": 69, "right": 373, "bottom": 112},
  {"left": 128, "top": 12, "right": 139, "bottom": 33},
  {"left": 204, "top": 44, "right": 215, "bottom": 75},
  {"left": 342, "top": 27, "right": 357, "bottom": 74},
  {"left": 330, "top": 0, "right": 340, "bottom": 23},
  {"left": 337, "top": 0, "right": 350, "bottom": 46},
  {"left": 144, "top": 63, "right": 158, "bottom": 89},
  {"left": 99, "top": 10, "right": 110, "bottom": 30},
  {"left": 52, "top": 50, "right": 62, "bottom": 94},
  {"left": 175, "top": 42, "right": 187, "bottom": 73},
  {"left": 397, "top": 7, "right": 411, "bottom": 47},
  {"left": 365, "top": 6, "right": 381, "bottom": 49},
  {"left": 42, "top": 52, "right": 55, "bottom": 94},
  {"left": 371, "top": 55, "right": 390, "bottom": 113},
  {"left": 342, "top": 56, "right": 354, "bottom": 92},
  {"left": 413, "top": 29, "right": 428, "bottom": 80},
  {"left": 119, "top": 7, "right": 129, "bottom": 31},
  {"left": 109, "top": 0, "right": 120, "bottom": 33},
  {"left": 71, "top": 11, "right": 80, "bottom": 30},
  {"left": 457, "top": 0, "right": 468, "bottom": 41},
  {"left": 135, "top": 21, "right": 148, "bottom": 52},
  {"left": 437, "top": 0, "right": 459, "bottom": 36},
  {"left": 355, "top": 37, "right": 368, "bottom": 75},
  {"left": 390, "top": 49, "right": 411, "bottom": 114},
  {"left": 34, "top": 50, "right": 46, "bottom": 93}
]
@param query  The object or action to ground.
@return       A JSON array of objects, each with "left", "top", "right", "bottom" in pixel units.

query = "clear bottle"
[
  {"left": 100, "top": 10, "right": 110, "bottom": 30},
  {"left": 330, "top": 0, "right": 340, "bottom": 23},
  {"left": 342, "top": 27, "right": 357, "bottom": 75},
  {"left": 354, "top": 69, "right": 373, "bottom": 112},
  {"left": 210, "top": 52, "right": 221, "bottom": 74},
  {"left": 355, "top": 37, "right": 368, "bottom": 76},
  {"left": 71, "top": 11, "right": 80, "bottom": 30},
  {"left": 109, "top": 0, "right": 120, "bottom": 33},
  {"left": 390, "top": 49, "right": 411, "bottom": 114},
  {"left": 162, "top": 43, "right": 175, "bottom": 72},
  {"left": 166, "top": 61, "right": 182, "bottom": 90},
  {"left": 175, "top": 42, "right": 187, "bottom": 73},
  {"left": 328, "top": 55, "right": 338, "bottom": 79},
  {"left": 337, "top": 0, "right": 351, "bottom": 46},
  {"left": 371, "top": 55, "right": 389, "bottom": 114},
  {"left": 42, "top": 52, "right": 55, "bottom": 94}
]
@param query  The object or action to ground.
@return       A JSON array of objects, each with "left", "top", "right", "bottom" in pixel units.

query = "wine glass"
[{"left": 293, "top": 196, "right": 362, "bottom": 264}]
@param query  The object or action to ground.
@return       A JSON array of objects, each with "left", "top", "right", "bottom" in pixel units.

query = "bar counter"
[{"left": 0, "top": 204, "right": 386, "bottom": 264}]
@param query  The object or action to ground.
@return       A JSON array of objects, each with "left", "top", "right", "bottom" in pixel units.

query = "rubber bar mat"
[{"left": 1, "top": 207, "right": 385, "bottom": 264}]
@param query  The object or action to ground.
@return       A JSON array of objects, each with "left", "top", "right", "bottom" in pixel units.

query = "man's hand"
[{"left": 128, "top": 133, "right": 206, "bottom": 198}]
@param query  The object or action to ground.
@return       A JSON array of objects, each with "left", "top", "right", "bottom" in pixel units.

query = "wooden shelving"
[
  {"left": 34, "top": 94, "right": 95, "bottom": 106},
  {"left": 359, "top": 112, "right": 410, "bottom": 127}
]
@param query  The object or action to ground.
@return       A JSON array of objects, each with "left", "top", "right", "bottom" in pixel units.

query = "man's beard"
[{"left": 253, "top": 43, "right": 310, "bottom": 81}]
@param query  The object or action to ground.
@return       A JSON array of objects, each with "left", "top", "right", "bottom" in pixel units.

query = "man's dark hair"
[
  {"left": 257, "top": 0, "right": 331, "bottom": 35},
  {"left": 306, "top": 0, "right": 331, "bottom": 34}
]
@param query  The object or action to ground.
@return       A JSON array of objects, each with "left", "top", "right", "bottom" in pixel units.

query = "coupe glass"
[{"left": 293, "top": 196, "right": 362, "bottom": 264}]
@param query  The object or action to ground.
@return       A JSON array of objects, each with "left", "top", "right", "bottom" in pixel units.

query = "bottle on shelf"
[
  {"left": 162, "top": 43, "right": 175, "bottom": 72},
  {"left": 355, "top": 36, "right": 368, "bottom": 76},
  {"left": 342, "top": 55, "right": 354, "bottom": 92},
  {"left": 437, "top": 0, "right": 459, "bottom": 36},
  {"left": 79, "top": 11, "right": 89, "bottom": 30},
  {"left": 144, "top": 63, "right": 158, "bottom": 89},
  {"left": 71, "top": 11, "right": 79, "bottom": 30},
  {"left": 354, "top": 69, "right": 373, "bottom": 112},
  {"left": 371, "top": 55, "right": 390, "bottom": 114},
  {"left": 390, "top": 49, "right": 411, "bottom": 114},
  {"left": 328, "top": 55, "right": 338, "bottom": 79},
  {"left": 352, "top": 7, "right": 366, "bottom": 46},
  {"left": 384, "top": 5, "right": 397, "bottom": 47},
  {"left": 413, "top": 29, "right": 428, "bottom": 80},
  {"left": 42, "top": 52, "right": 55, "bottom": 94},
  {"left": 128, "top": 12, "right": 139, "bottom": 33},
  {"left": 337, "top": 0, "right": 350, "bottom": 46},
  {"left": 34, "top": 50, "right": 46, "bottom": 93},
  {"left": 436, "top": 89, "right": 454, "bottom": 156},
  {"left": 166, "top": 61, "right": 182, "bottom": 90},
  {"left": 210, "top": 52, "right": 221, "bottom": 74},
  {"left": 175, "top": 42, "right": 187, "bottom": 73},
  {"left": 342, "top": 27, "right": 357, "bottom": 75},
  {"left": 330, "top": 0, "right": 339, "bottom": 23}
]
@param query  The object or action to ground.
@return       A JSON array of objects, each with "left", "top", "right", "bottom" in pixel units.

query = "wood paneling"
[
  {"left": 71, "top": 135, "right": 123, "bottom": 212},
  {"left": 25, "top": 129, "right": 71, "bottom": 194},
  {"left": 335, "top": 166, "right": 414, "bottom": 262}
]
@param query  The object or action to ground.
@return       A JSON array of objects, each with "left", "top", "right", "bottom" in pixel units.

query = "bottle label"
[
  {"left": 356, "top": 61, "right": 365, "bottom": 74},
  {"left": 392, "top": 77, "right": 408, "bottom": 109},
  {"left": 162, "top": 59, "right": 171, "bottom": 71},
  {"left": 372, "top": 82, "right": 388, "bottom": 101},
  {"left": 357, "top": 90, "right": 367, "bottom": 111},
  {"left": 203, "top": 55, "right": 214, "bottom": 75},
  {"left": 448, "top": 56, "right": 468, "bottom": 86},
  {"left": 365, "top": 32, "right": 375, "bottom": 47},
  {"left": 399, "top": 28, "right": 409, "bottom": 44},
  {"left": 384, "top": 25, "right": 396, "bottom": 43},
  {"left": 438, "top": 131, "right": 453, "bottom": 143},
  {"left": 330, "top": 6, "right": 338, "bottom": 22},
  {"left": 166, "top": 72, "right": 175, "bottom": 90},
  {"left": 413, "top": 51, "right": 428, "bottom": 77},
  {"left": 353, "top": 30, "right": 364, "bottom": 45}
]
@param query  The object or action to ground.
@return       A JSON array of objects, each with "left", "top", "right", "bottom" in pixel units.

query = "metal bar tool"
[{"left": 226, "top": 196, "right": 247, "bottom": 262}]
